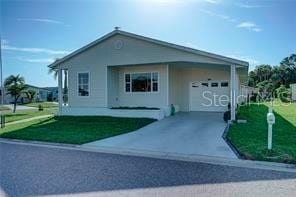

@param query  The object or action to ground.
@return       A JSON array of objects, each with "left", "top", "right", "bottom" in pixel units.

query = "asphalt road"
[{"left": 1, "top": 142, "right": 296, "bottom": 197}]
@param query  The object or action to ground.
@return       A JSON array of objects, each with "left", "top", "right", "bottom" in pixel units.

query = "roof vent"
[{"left": 114, "top": 26, "right": 121, "bottom": 30}]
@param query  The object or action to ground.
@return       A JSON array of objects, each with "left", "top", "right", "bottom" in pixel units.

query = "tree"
[
  {"left": 48, "top": 66, "right": 58, "bottom": 80},
  {"left": 247, "top": 54, "right": 296, "bottom": 94},
  {"left": 254, "top": 64, "right": 273, "bottom": 82},
  {"left": 48, "top": 58, "right": 60, "bottom": 80},
  {"left": 4, "top": 75, "right": 27, "bottom": 113},
  {"left": 25, "top": 90, "right": 36, "bottom": 103}
]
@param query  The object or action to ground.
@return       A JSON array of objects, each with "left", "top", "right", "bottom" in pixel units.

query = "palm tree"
[
  {"left": 4, "top": 75, "right": 27, "bottom": 113},
  {"left": 48, "top": 66, "right": 58, "bottom": 80},
  {"left": 25, "top": 89, "right": 36, "bottom": 103}
]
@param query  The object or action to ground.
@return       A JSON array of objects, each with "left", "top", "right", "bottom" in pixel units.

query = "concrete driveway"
[
  {"left": 4, "top": 104, "right": 37, "bottom": 111},
  {"left": 84, "top": 112, "right": 237, "bottom": 159}
]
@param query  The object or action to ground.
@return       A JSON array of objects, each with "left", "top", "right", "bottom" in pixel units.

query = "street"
[{"left": 1, "top": 141, "right": 296, "bottom": 197}]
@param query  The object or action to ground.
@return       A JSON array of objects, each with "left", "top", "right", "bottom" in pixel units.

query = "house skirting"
[{"left": 59, "top": 106, "right": 180, "bottom": 120}]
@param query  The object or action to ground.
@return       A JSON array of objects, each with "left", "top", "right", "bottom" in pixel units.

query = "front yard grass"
[
  {"left": 21, "top": 102, "right": 58, "bottom": 108},
  {"left": 227, "top": 102, "right": 296, "bottom": 164},
  {"left": 4, "top": 108, "right": 57, "bottom": 123},
  {"left": 0, "top": 106, "right": 11, "bottom": 111},
  {"left": 0, "top": 116, "right": 156, "bottom": 144}
]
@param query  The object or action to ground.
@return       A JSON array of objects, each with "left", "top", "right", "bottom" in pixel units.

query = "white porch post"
[
  {"left": 58, "top": 68, "right": 63, "bottom": 116},
  {"left": 166, "top": 64, "right": 169, "bottom": 107},
  {"left": 230, "top": 64, "right": 237, "bottom": 121}
]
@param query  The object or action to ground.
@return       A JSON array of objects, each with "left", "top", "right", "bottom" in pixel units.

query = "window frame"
[
  {"left": 124, "top": 71, "right": 160, "bottom": 94},
  {"left": 211, "top": 82, "right": 219, "bottom": 87},
  {"left": 221, "top": 82, "right": 229, "bottom": 87},
  {"left": 77, "top": 72, "right": 90, "bottom": 97}
]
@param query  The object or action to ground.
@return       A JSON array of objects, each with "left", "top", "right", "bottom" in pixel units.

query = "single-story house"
[
  {"left": 48, "top": 29, "right": 249, "bottom": 120},
  {"left": 44, "top": 87, "right": 59, "bottom": 101},
  {"left": 24, "top": 85, "right": 51, "bottom": 103},
  {"left": 0, "top": 85, "right": 52, "bottom": 104}
]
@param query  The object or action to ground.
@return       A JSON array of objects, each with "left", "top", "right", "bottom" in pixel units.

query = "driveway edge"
[
  {"left": 1, "top": 137, "right": 296, "bottom": 173},
  {"left": 222, "top": 122, "right": 242, "bottom": 158}
]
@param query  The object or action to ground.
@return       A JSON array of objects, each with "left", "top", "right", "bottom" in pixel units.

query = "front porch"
[
  {"left": 57, "top": 62, "right": 246, "bottom": 120},
  {"left": 104, "top": 62, "right": 244, "bottom": 119}
]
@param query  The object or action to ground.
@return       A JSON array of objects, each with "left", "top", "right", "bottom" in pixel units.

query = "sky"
[{"left": 0, "top": 0, "right": 295, "bottom": 87}]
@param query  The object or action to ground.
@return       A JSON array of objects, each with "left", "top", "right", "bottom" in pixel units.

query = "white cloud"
[
  {"left": 237, "top": 22, "right": 256, "bottom": 28},
  {"left": 235, "top": 3, "right": 261, "bottom": 9},
  {"left": 227, "top": 55, "right": 259, "bottom": 66},
  {"left": 237, "top": 22, "right": 262, "bottom": 32},
  {"left": 200, "top": 9, "right": 263, "bottom": 33},
  {"left": 200, "top": 9, "right": 237, "bottom": 23},
  {"left": 252, "top": 28, "right": 262, "bottom": 32},
  {"left": 17, "top": 18, "right": 71, "bottom": 27},
  {"left": 18, "top": 57, "right": 55, "bottom": 63},
  {"left": 2, "top": 44, "right": 70, "bottom": 55},
  {"left": 203, "top": 0, "right": 221, "bottom": 4},
  {"left": 17, "top": 18, "right": 65, "bottom": 25},
  {"left": 1, "top": 39, "right": 9, "bottom": 45}
]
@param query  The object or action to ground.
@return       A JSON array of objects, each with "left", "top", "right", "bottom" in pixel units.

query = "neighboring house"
[
  {"left": 48, "top": 30, "right": 249, "bottom": 120},
  {"left": 44, "top": 87, "right": 59, "bottom": 101},
  {"left": 24, "top": 85, "right": 51, "bottom": 103},
  {"left": 0, "top": 85, "right": 55, "bottom": 104},
  {"left": 240, "top": 85, "right": 258, "bottom": 101},
  {"left": 291, "top": 84, "right": 296, "bottom": 101}
]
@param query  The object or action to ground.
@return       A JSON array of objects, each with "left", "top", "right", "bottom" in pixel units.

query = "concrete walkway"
[{"left": 84, "top": 112, "right": 237, "bottom": 159}]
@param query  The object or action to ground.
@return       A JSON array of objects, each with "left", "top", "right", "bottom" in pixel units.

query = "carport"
[{"left": 84, "top": 112, "right": 237, "bottom": 159}]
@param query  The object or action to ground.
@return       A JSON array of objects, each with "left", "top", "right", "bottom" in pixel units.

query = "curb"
[
  {"left": 222, "top": 122, "right": 242, "bottom": 158},
  {"left": 1, "top": 138, "right": 296, "bottom": 173}
]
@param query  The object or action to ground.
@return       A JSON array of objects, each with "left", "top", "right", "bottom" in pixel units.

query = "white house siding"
[
  {"left": 115, "top": 64, "right": 168, "bottom": 108},
  {"left": 169, "top": 65, "right": 240, "bottom": 111},
  {"left": 57, "top": 34, "right": 239, "bottom": 109}
]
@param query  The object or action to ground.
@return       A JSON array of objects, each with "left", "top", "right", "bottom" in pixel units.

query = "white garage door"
[{"left": 190, "top": 81, "right": 230, "bottom": 112}]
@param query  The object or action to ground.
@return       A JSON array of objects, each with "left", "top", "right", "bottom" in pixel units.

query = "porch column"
[
  {"left": 230, "top": 64, "right": 237, "bottom": 121},
  {"left": 58, "top": 68, "right": 63, "bottom": 116}
]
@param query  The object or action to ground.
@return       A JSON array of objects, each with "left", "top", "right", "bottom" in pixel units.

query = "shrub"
[
  {"left": 38, "top": 104, "right": 44, "bottom": 111},
  {"left": 276, "top": 85, "right": 291, "bottom": 103},
  {"left": 223, "top": 111, "right": 231, "bottom": 122}
]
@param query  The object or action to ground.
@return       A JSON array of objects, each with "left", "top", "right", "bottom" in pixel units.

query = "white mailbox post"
[{"left": 267, "top": 107, "right": 275, "bottom": 150}]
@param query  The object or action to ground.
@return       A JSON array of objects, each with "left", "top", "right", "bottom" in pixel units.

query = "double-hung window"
[
  {"left": 125, "top": 72, "right": 159, "bottom": 93},
  {"left": 78, "top": 72, "right": 89, "bottom": 96}
]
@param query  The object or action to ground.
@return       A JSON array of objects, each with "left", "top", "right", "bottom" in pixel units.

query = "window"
[
  {"left": 221, "top": 82, "right": 229, "bottom": 87},
  {"left": 125, "top": 72, "right": 159, "bottom": 93},
  {"left": 211, "top": 82, "right": 218, "bottom": 87},
  {"left": 78, "top": 73, "right": 89, "bottom": 96},
  {"left": 201, "top": 82, "right": 208, "bottom": 87}
]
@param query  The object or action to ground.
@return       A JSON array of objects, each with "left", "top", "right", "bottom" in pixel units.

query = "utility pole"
[{"left": 0, "top": 35, "right": 5, "bottom": 128}]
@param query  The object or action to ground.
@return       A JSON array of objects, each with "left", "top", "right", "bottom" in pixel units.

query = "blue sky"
[{"left": 1, "top": 0, "right": 295, "bottom": 87}]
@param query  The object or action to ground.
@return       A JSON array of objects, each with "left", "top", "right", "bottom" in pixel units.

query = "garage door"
[{"left": 190, "top": 81, "right": 230, "bottom": 112}]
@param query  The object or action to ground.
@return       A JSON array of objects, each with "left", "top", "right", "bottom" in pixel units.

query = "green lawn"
[
  {"left": 3, "top": 102, "right": 58, "bottom": 123},
  {"left": 227, "top": 101, "right": 296, "bottom": 164},
  {"left": 0, "top": 116, "right": 156, "bottom": 144},
  {"left": 21, "top": 102, "right": 58, "bottom": 108},
  {"left": 4, "top": 108, "right": 56, "bottom": 123},
  {"left": 0, "top": 106, "right": 11, "bottom": 111}
]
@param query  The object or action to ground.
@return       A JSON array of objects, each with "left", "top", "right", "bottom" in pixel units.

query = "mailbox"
[
  {"left": 267, "top": 112, "right": 275, "bottom": 124},
  {"left": 267, "top": 107, "right": 275, "bottom": 150}
]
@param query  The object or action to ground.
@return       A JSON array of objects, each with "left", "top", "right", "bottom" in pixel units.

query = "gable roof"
[
  {"left": 27, "top": 85, "right": 51, "bottom": 92},
  {"left": 48, "top": 30, "right": 249, "bottom": 68}
]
